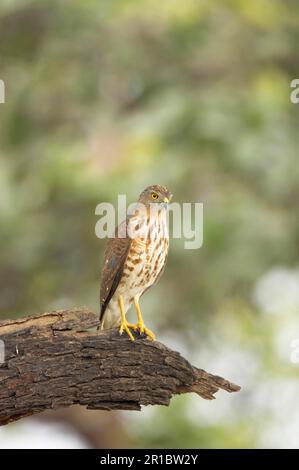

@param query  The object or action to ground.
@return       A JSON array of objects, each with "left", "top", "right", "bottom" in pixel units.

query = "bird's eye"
[{"left": 151, "top": 193, "right": 158, "bottom": 200}]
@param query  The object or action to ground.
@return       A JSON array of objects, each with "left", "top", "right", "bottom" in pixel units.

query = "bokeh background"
[{"left": 1, "top": 0, "right": 299, "bottom": 449}]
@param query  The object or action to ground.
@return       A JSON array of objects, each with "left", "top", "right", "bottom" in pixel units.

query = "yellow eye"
[{"left": 151, "top": 192, "right": 158, "bottom": 200}]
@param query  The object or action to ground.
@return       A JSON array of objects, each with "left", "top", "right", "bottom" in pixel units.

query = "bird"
[{"left": 99, "top": 185, "right": 172, "bottom": 341}]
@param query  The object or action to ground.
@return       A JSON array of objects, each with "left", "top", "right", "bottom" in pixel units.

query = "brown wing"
[{"left": 99, "top": 219, "right": 131, "bottom": 323}]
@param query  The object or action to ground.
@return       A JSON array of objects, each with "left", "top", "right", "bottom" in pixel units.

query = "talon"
[
  {"left": 119, "top": 321, "right": 135, "bottom": 341},
  {"left": 143, "top": 326, "right": 156, "bottom": 341},
  {"left": 134, "top": 322, "right": 155, "bottom": 341},
  {"left": 133, "top": 296, "right": 156, "bottom": 341}
]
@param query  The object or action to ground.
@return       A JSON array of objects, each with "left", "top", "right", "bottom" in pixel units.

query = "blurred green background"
[{"left": 1, "top": 0, "right": 299, "bottom": 449}]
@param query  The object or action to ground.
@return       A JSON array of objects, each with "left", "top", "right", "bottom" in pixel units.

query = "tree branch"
[{"left": 0, "top": 308, "right": 240, "bottom": 426}]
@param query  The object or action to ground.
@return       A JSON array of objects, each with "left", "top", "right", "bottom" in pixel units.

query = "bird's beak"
[{"left": 164, "top": 194, "right": 173, "bottom": 203}]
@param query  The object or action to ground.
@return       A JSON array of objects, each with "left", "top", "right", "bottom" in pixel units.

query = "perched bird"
[{"left": 99, "top": 185, "right": 172, "bottom": 341}]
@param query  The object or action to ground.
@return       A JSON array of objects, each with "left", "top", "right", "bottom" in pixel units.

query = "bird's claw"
[
  {"left": 133, "top": 322, "right": 156, "bottom": 341},
  {"left": 119, "top": 321, "right": 135, "bottom": 341}
]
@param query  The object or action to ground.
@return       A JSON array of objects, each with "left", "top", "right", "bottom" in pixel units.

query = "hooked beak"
[{"left": 164, "top": 194, "right": 173, "bottom": 204}]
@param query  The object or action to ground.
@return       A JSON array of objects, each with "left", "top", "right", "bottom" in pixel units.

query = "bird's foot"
[
  {"left": 133, "top": 322, "right": 156, "bottom": 341},
  {"left": 119, "top": 320, "right": 135, "bottom": 341}
]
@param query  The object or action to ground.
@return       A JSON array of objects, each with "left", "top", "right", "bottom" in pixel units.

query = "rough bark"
[{"left": 0, "top": 308, "right": 240, "bottom": 426}]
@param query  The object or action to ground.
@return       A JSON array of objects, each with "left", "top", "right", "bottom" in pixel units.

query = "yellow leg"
[
  {"left": 118, "top": 296, "right": 135, "bottom": 341},
  {"left": 133, "top": 296, "right": 156, "bottom": 341}
]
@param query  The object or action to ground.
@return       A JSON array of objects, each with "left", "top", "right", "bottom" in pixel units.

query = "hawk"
[{"left": 99, "top": 185, "right": 172, "bottom": 341}]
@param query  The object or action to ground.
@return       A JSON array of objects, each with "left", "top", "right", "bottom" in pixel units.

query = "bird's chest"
[{"left": 122, "top": 217, "right": 169, "bottom": 294}]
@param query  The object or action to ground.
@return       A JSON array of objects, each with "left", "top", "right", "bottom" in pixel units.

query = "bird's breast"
[{"left": 121, "top": 212, "right": 169, "bottom": 295}]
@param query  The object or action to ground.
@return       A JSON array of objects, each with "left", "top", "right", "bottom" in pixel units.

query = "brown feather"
[
  {"left": 99, "top": 219, "right": 132, "bottom": 324},
  {"left": 141, "top": 250, "right": 168, "bottom": 298}
]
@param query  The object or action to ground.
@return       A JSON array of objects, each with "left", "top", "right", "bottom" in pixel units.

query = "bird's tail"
[
  {"left": 97, "top": 306, "right": 105, "bottom": 331},
  {"left": 98, "top": 307, "right": 120, "bottom": 330}
]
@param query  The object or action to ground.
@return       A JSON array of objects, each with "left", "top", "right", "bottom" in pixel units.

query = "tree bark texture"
[{"left": 0, "top": 308, "right": 241, "bottom": 426}]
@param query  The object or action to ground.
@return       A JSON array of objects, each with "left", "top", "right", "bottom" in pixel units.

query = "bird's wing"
[{"left": 100, "top": 219, "right": 132, "bottom": 322}]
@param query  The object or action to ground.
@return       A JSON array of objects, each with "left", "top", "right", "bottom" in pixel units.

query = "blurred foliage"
[{"left": 0, "top": 0, "right": 299, "bottom": 449}]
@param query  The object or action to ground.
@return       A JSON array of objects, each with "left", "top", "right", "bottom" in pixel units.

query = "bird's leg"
[
  {"left": 118, "top": 295, "right": 135, "bottom": 341},
  {"left": 133, "top": 296, "right": 156, "bottom": 341}
]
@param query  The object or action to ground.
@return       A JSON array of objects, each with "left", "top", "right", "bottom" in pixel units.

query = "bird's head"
[{"left": 138, "top": 185, "right": 173, "bottom": 208}]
